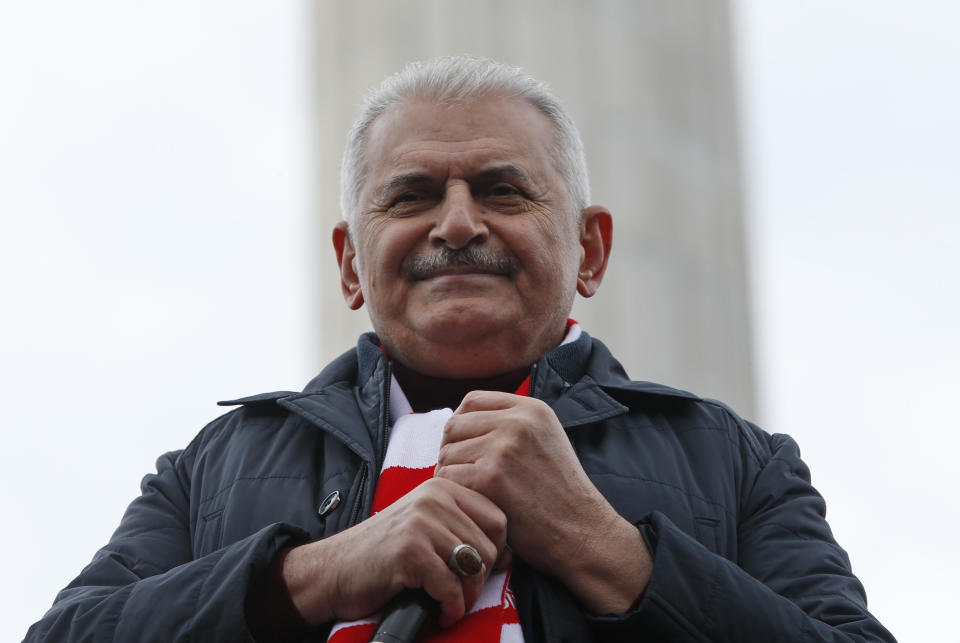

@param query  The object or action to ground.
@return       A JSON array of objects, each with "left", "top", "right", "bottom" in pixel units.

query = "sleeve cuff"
[{"left": 245, "top": 536, "right": 313, "bottom": 641}]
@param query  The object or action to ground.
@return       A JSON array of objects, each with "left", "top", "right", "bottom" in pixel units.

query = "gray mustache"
[{"left": 401, "top": 246, "right": 520, "bottom": 280}]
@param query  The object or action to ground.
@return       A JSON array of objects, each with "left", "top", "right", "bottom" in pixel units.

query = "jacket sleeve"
[
  {"left": 587, "top": 432, "right": 896, "bottom": 642},
  {"left": 23, "top": 450, "right": 310, "bottom": 643}
]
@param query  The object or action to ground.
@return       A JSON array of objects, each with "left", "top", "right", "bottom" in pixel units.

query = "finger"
[
  {"left": 436, "top": 434, "right": 485, "bottom": 468},
  {"left": 457, "top": 564, "right": 488, "bottom": 615},
  {"left": 434, "top": 454, "right": 480, "bottom": 490},
  {"left": 399, "top": 487, "right": 483, "bottom": 548},
  {"left": 393, "top": 519, "right": 488, "bottom": 627},
  {"left": 418, "top": 554, "right": 467, "bottom": 627},
  {"left": 453, "top": 390, "right": 521, "bottom": 414},
  {"left": 405, "top": 480, "right": 504, "bottom": 579},
  {"left": 440, "top": 529, "right": 497, "bottom": 584},
  {"left": 388, "top": 480, "right": 509, "bottom": 625},
  {"left": 421, "top": 538, "right": 488, "bottom": 626},
  {"left": 493, "top": 544, "right": 514, "bottom": 572},
  {"left": 443, "top": 408, "right": 509, "bottom": 443},
  {"left": 428, "top": 575, "right": 488, "bottom": 628},
  {"left": 434, "top": 462, "right": 493, "bottom": 508},
  {"left": 439, "top": 480, "right": 508, "bottom": 555}
]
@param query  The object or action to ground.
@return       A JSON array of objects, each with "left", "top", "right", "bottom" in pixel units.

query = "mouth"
[{"left": 414, "top": 265, "right": 509, "bottom": 281}]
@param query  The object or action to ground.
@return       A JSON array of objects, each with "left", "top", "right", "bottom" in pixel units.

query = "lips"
[{"left": 418, "top": 265, "right": 505, "bottom": 280}]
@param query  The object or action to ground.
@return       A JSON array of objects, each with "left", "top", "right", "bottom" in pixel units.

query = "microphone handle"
[{"left": 369, "top": 589, "right": 437, "bottom": 643}]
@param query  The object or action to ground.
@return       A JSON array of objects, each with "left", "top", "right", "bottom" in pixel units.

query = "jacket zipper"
[
  {"left": 350, "top": 360, "right": 392, "bottom": 526},
  {"left": 379, "top": 362, "right": 392, "bottom": 473},
  {"left": 349, "top": 464, "right": 369, "bottom": 526}
]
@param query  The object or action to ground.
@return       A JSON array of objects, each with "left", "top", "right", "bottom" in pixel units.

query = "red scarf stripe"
[
  {"left": 328, "top": 622, "right": 376, "bottom": 642},
  {"left": 370, "top": 465, "right": 434, "bottom": 515}
]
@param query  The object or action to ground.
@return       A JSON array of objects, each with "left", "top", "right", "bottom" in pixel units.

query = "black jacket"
[{"left": 25, "top": 332, "right": 894, "bottom": 642}]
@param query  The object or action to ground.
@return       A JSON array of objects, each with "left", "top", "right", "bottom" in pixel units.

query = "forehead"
[{"left": 361, "top": 96, "right": 561, "bottom": 191}]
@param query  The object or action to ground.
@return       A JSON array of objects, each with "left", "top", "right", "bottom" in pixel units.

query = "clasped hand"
[{"left": 283, "top": 392, "right": 648, "bottom": 628}]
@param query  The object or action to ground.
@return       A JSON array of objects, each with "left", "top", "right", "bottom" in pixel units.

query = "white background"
[{"left": 2, "top": 2, "right": 957, "bottom": 641}]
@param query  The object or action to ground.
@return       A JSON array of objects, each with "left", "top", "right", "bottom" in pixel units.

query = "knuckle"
[
  {"left": 418, "top": 477, "right": 440, "bottom": 494},
  {"left": 442, "top": 415, "right": 458, "bottom": 434},
  {"left": 459, "top": 390, "right": 485, "bottom": 410},
  {"left": 405, "top": 505, "right": 442, "bottom": 534},
  {"left": 437, "top": 443, "right": 453, "bottom": 465},
  {"left": 476, "top": 461, "right": 504, "bottom": 491},
  {"left": 462, "top": 390, "right": 482, "bottom": 404},
  {"left": 394, "top": 538, "right": 425, "bottom": 566},
  {"left": 493, "top": 434, "right": 516, "bottom": 457},
  {"left": 492, "top": 509, "right": 508, "bottom": 537},
  {"left": 530, "top": 397, "right": 551, "bottom": 414},
  {"left": 481, "top": 542, "right": 498, "bottom": 568},
  {"left": 405, "top": 512, "right": 429, "bottom": 534},
  {"left": 415, "top": 478, "right": 448, "bottom": 502},
  {"left": 513, "top": 419, "right": 536, "bottom": 441},
  {"left": 428, "top": 476, "right": 455, "bottom": 495}
]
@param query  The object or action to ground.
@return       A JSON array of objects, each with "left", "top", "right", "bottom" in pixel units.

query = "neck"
[{"left": 392, "top": 360, "right": 531, "bottom": 413}]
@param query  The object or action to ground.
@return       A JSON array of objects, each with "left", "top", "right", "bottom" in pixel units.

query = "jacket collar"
[
  {"left": 532, "top": 331, "right": 700, "bottom": 429},
  {"left": 217, "top": 335, "right": 388, "bottom": 464},
  {"left": 219, "top": 331, "right": 701, "bottom": 458}
]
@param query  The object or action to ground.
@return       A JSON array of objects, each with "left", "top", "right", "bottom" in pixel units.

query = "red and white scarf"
[{"left": 328, "top": 323, "right": 581, "bottom": 642}]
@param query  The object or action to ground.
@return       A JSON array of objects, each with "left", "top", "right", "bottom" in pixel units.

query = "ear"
[
  {"left": 332, "top": 221, "right": 364, "bottom": 310},
  {"left": 576, "top": 205, "right": 613, "bottom": 298}
]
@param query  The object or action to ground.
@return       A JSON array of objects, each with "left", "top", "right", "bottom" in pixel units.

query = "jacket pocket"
[
  {"left": 694, "top": 515, "right": 721, "bottom": 553},
  {"left": 195, "top": 508, "right": 224, "bottom": 555}
]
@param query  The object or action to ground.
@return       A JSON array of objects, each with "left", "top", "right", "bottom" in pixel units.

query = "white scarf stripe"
[{"left": 379, "top": 409, "right": 451, "bottom": 472}]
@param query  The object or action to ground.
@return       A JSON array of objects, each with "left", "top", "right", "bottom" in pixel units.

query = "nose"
[{"left": 428, "top": 183, "right": 488, "bottom": 249}]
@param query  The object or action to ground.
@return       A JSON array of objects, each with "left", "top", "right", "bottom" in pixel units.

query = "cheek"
[
  {"left": 352, "top": 239, "right": 384, "bottom": 298},
  {"left": 527, "top": 224, "right": 581, "bottom": 279},
  {"left": 354, "top": 229, "right": 420, "bottom": 299}
]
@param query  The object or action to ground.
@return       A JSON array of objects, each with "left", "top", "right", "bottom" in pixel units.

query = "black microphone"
[{"left": 369, "top": 589, "right": 437, "bottom": 643}]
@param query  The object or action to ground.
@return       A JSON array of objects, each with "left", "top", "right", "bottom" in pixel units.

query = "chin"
[
  {"left": 417, "top": 311, "right": 511, "bottom": 345},
  {"left": 389, "top": 314, "right": 528, "bottom": 377},
  {"left": 375, "top": 302, "right": 563, "bottom": 376}
]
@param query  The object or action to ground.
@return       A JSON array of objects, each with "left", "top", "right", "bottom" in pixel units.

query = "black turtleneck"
[{"left": 391, "top": 360, "right": 531, "bottom": 413}]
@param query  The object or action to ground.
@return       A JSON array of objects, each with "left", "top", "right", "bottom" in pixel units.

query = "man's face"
[{"left": 335, "top": 96, "right": 604, "bottom": 378}]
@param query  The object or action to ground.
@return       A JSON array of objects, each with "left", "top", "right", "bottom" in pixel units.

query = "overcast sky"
[
  {"left": 2, "top": 2, "right": 957, "bottom": 641},
  {"left": 737, "top": 3, "right": 959, "bottom": 640}
]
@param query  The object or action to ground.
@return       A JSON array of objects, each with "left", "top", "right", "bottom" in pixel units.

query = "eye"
[
  {"left": 384, "top": 190, "right": 438, "bottom": 217},
  {"left": 393, "top": 192, "right": 423, "bottom": 204},
  {"left": 490, "top": 183, "right": 523, "bottom": 198},
  {"left": 386, "top": 192, "right": 427, "bottom": 213}
]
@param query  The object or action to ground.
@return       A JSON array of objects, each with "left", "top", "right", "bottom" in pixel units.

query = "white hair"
[{"left": 339, "top": 55, "right": 591, "bottom": 230}]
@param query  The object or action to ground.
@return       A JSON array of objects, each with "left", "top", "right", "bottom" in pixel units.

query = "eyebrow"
[
  {"left": 473, "top": 165, "right": 535, "bottom": 186},
  {"left": 376, "top": 164, "right": 536, "bottom": 203},
  {"left": 377, "top": 173, "right": 434, "bottom": 203}
]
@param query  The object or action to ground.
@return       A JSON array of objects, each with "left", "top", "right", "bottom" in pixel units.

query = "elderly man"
[{"left": 26, "top": 56, "right": 893, "bottom": 642}]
